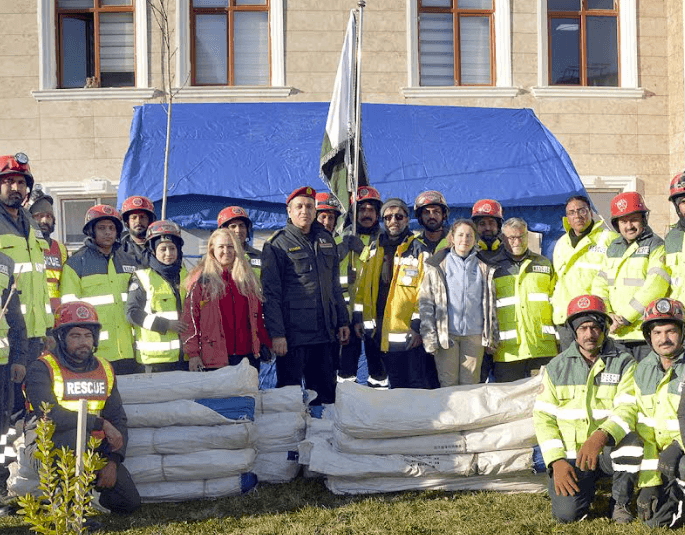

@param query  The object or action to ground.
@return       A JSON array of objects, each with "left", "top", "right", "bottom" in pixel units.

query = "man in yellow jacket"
[
  {"left": 592, "top": 192, "right": 669, "bottom": 362},
  {"left": 551, "top": 195, "right": 617, "bottom": 350},
  {"left": 353, "top": 198, "right": 436, "bottom": 389}
]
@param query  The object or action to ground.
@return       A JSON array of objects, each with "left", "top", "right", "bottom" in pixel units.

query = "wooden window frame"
[
  {"left": 546, "top": 0, "right": 620, "bottom": 86},
  {"left": 417, "top": 0, "right": 496, "bottom": 87},
  {"left": 55, "top": 0, "right": 136, "bottom": 89},
  {"left": 190, "top": 0, "right": 271, "bottom": 87}
]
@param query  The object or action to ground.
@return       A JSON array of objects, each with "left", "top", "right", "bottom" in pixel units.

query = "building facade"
[{"left": 0, "top": 0, "right": 680, "bottom": 249}]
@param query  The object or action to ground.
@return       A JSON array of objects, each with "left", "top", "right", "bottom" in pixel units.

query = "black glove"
[
  {"left": 343, "top": 235, "right": 365, "bottom": 255},
  {"left": 637, "top": 486, "right": 660, "bottom": 522},
  {"left": 658, "top": 440, "right": 684, "bottom": 480}
]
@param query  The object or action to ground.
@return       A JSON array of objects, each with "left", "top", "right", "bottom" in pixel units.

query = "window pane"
[
  {"left": 195, "top": 14, "right": 227, "bottom": 84},
  {"left": 458, "top": 0, "right": 493, "bottom": 9},
  {"left": 419, "top": 13, "right": 454, "bottom": 86},
  {"left": 460, "top": 16, "right": 490, "bottom": 84},
  {"left": 99, "top": 12, "right": 135, "bottom": 87},
  {"left": 57, "top": 0, "right": 95, "bottom": 8},
  {"left": 100, "top": 0, "right": 132, "bottom": 5},
  {"left": 61, "top": 16, "right": 93, "bottom": 88},
  {"left": 192, "top": 0, "right": 228, "bottom": 6},
  {"left": 234, "top": 11, "right": 269, "bottom": 85},
  {"left": 236, "top": 0, "right": 267, "bottom": 5},
  {"left": 547, "top": 0, "right": 580, "bottom": 11},
  {"left": 587, "top": 0, "right": 614, "bottom": 8},
  {"left": 421, "top": 0, "right": 452, "bottom": 7},
  {"left": 550, "top": 17, "right": 579, "bottom": 84},
  {"left": 586, "top": 16, "right": 617, "bottom": 86},
  {"left": 63, "top": 199, "right": 96, "bottom": 243}
]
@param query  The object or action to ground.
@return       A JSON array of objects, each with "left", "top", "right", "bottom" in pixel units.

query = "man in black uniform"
[
  {"left": 23, "top": 301, "right": 140, "bottom": 515},
  {"left": 261, "top": 186, "right": 350, "bottom": 405}
]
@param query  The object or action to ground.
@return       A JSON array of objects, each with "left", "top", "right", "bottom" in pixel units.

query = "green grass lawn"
[{"left": 0, "top": 478, "right": 676, "bottom": 534}]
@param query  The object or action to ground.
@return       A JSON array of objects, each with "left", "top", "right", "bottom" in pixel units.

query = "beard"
[{"left": 39, "top": 221, "right": 55, "bottom": 235}]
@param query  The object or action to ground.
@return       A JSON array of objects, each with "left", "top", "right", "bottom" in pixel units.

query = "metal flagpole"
[{"left": 351, "top": 0, "right": 365, "bottom": 236}]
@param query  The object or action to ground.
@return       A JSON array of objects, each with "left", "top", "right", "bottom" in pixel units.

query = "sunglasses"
[{"left": 383, "top": 214, "right": 405, "bottom": 222}]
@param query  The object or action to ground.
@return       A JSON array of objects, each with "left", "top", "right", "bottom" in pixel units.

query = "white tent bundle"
[
  {"left": 253, "top": 452, "right": 301, "bottom": 483},
  {"left": 124, "top": 448, "right": 256, "bottom": 484},
  {"left": 124, "top": 399, "right": 255, "bottom": 428},
  {"left": 256, "top": 386, "right": 309, "bottom": 414},
  {"left": 136, "top": 473, "right": 258, "bottom": 503},
  {"left": 117, "top": 360, "right": 259, "bottom": 404},
  {"left": 127, "top": 424, "right": 255, "bottom": 456},
  {"left": 334, "top": 375, "right": 542, "bottom": 439},
  {"left": 254, "top": 412, "right": 305, "bottom": 453}
]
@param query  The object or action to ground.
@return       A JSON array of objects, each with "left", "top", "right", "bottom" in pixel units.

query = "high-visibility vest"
[
  {"left": 633, "top": 352, "right": 685, "bottom": 488},
  {"left": 493, "top": 252, "right": 557, "bottom": 362},
  {"left": 44, "top": 239, "right": 68, "bottom": 313},
  {"left": 354, "top": 234, "right": 427, "bottom": 352},
  {"left": 0, "top": 215, "right": 53, "bottom": 338},
  {"left": 133, "top": 267, "right": 187, "bottom": 365},
  {"left": 665, "top": 225, "right": 685, "bottom": 304},
  {"left": 0, "top": 254, "right": 13, "bottom": 365},
  {"left": 61, "top": 245, "right": 137, "bottom": 363},
  {"left": 33, "top": 352, "right": 114, "bottom": 415},
  {"left": 245, "top": 244, "right": 261, "bottom": 277},
  {"left": 592, "top": 228, "right": 669, "bottom": 341},
  {"left": 551, "top": 219, "right": 617, "bottom": 325},
  {"left": 533, "top": 342, "right": 636, "bottom": 468},
  {"left": 337, "top": 232, "right": 377, "bottom": 310}
]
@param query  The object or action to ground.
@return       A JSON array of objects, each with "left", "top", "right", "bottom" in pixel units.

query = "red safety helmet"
[
  {"left": 471, "top": 199, "right": 503, "bottom": 221},
  {"left": 0, "top": 153, "right": 34, "bottom": 191},
  {"left": 669, "top": 172, "right": 685, "bottom": 203},
  {"left": 566, "top": 295, "right": 610, "bottom": 326},
  {"left": 414, "top": 190, "right": 449, "bottom": 219},
  {"left": 54, "top": 301, "right": 102, "bottom": 349},
  {"left": 352, "top": 186, "right": 382, "bottom": 209},
  {"left": 83, "top": 204, "right": 124, "bottom": 237},
  {"left": 120, "top": 196, "right": 156, "bottom": 225},
  {"left": 217, "top": 206, "right": 252, "bottom": 231},
  {"left": 609, "top": 192, "right": 648, "bottom": 232},
  {"left": 642, "top": 298, "right": 685, "bottom": 342},
  {"left": 315, "top": 192, "right": 342, "bottom": 214},
  {"left": 145, "top": 220, "right": 184, "bottom": 247}
]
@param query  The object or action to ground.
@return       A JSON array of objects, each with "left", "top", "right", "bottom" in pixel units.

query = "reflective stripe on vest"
[
  {"left": 35, "top": 353, "right": 114, "bottom": 415},
  {"left": 0, "top": 267, "right": 11, "bottom": 365}
]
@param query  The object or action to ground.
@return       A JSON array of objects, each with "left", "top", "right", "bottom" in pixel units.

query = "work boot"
[{"left": 612, "top": 503, "right": 634, "bottom": 524}]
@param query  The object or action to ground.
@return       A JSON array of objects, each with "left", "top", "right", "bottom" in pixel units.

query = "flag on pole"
[{"left": 320, "top": 9, "right": 368, "bottom": 214}]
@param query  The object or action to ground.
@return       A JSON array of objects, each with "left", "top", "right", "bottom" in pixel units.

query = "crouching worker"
[
  {"left": 126, "top": 220, "right": 188, "bottom": 372},
  {"left": 633, "top": 298, "right": 685, "bottom": 528},
  {"left": 534, "top": 295, "right": 640, "bottom": 524},
  {"left": 23, "top": 302, "right": 140, "bottom": 515}
]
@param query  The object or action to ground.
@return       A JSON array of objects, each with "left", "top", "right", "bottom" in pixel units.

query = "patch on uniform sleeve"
[
  {"left": 600, "top": 372, "right": 620, "bottom": 384},
  {"left": 123, "top": 265, "right": 136, "bottom": 273},
  {"left": 288, "top": 246, "right": 302, "bottom": 252},
  {"left": 532, "top": 265, "right": 551, "bottom": 274},
  {"left": 635, "top": 246, "right": 650, "bottom": 255},
  {"left": 250, "top": 258, "right": 261, "bottom": 267}
]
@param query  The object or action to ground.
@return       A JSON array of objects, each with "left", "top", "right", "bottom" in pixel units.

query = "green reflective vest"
[
  {"left": 0, "top": 262, "right": 12, "bottom": 365},
  {"left": 533, "top": 341, "right": 636, "bottom": 468},
  {"left": 133, "top": 267, "right": 187, "bottom": 365},
  {"left": 592, "top": 228, "right": 669, "bottom": 341},
  {"left": 493, "top": 251, "right": 557, "bottom": 362},
  {"left": 665, "top": 226, "right": 685, "bottom": 304},
  {"left": 551, "top": 219, "right": 617, "bottom": 325}
]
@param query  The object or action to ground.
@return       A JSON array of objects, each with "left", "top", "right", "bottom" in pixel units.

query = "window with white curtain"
[
  {"left": 191, "top": 0, "right": 270, "bottom": 86},
  {"left": 418, "top": 0, "right": 494, "bottom": 86},
  {"left": 56, "top": 0, "right": 135, "bottom": 88}
]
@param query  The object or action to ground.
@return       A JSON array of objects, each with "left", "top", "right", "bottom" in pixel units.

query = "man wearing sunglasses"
[
  {"left": 551, "top": 195, "right": 617, "bottom": 350},
  {"left": 353, "top": 198, "right": 436, "bottom": 389}
]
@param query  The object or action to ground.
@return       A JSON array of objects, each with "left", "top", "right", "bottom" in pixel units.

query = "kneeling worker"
[
  {"left": 23, "top": 302, "right": 140, "bottom": 515},
  {"left": 534, "top": 295, "right": 640, "bottom": 524}
]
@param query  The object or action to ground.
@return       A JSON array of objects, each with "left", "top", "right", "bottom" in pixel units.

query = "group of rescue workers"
[{"left": 2, "top": 149, "right": 685, "bottom": 526}]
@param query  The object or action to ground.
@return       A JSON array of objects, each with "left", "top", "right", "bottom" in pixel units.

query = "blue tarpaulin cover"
[{"left": 119, "top": 102, "right": 587, "bottom": 256}]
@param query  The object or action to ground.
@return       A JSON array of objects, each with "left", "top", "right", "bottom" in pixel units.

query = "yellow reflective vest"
[
  {"left": 631, "top": 351, "right": 685, "bottom": 488},
  {"left": 353, "top": 233, "right": 428, "bottom": 352},
  {"left": 337, "top": 230, "right": 379, "bottom": 311},
  {"left": 533, "top": 340, "right": 636, "bottom": 468},
  {"left": 665, "top": 225, "right": 685, "bottom": 304},
  {"left": 592, "top": 227, "right": 669, "bottom": 341},
  {"left": 44, "top": 239, "right": 68, "bottom": 313},
  {"left": 0, "top": 256, "right": 13, "bottom": 365},
  {"left": 132, "top": 267, "right": 188, "bottom": 365},
  {"left": 33, "top": 352, "right": 114, "bottom": 415},
  {"left": 551, "top": 219, "right": 617, "bottom": 325},
  {"left": 61, "top": 241, "right": 137, "bottom": 363},
  {"left": 0, "top": 208, "right": 53, "bottom": 338},
  {"left": 493, "top": 251, "right": 557, "bottom": 362}
]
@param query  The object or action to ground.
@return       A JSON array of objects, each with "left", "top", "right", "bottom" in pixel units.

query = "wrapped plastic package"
[
  {"left": 137, "top": 473, "right": 258, "bottom": 502},
  {"left": 127, "top": 424, "right": 255, "bottom": 456}
]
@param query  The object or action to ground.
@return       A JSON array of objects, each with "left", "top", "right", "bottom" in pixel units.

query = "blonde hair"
[{"left": 186, "top": 229, "right": 263, "bottom": 302}]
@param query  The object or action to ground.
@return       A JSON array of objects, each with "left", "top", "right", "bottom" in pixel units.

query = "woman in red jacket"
[{"left": 182, "top": 228, "right": 270, "bottom": 371}]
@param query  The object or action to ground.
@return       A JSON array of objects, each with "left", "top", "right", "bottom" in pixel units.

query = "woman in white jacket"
[{"left": 419, "top": 219, "right": 499, "bottom": 386}]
